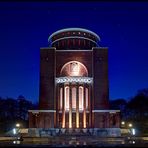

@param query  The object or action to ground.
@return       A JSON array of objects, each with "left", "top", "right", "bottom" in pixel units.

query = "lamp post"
[
  {"left": 15, "top": 123, "right": 22, "bottom": 140},
  {"left": 121, "top": 121, "right": 135, "bottom": 137}
]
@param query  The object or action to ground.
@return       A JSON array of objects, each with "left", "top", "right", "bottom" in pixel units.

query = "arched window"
[{"left": 60, "top": 61, "right": 88, "bottom": 76}]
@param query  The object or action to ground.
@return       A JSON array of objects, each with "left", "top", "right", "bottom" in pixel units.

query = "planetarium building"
[{"left": 28, "top": 28, "right": 121, "bottom": 136}]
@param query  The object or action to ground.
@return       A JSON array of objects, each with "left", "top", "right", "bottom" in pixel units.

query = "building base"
[{"left": 27, "top": 128, "right": 121, "bottom": 137}]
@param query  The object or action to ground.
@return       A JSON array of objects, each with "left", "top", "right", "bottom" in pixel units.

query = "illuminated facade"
[{"left": 28, "top": 28, "right": 121, "bottom": 136}]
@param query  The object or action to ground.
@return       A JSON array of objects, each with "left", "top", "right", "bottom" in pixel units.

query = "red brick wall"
[
  {"left": 39, "top": 48, "right": 56, "bottom": 110},
  {"left": 29, "top": 112, "right": 56, "bottom": 128},
  {"left": 93, "top": 47, "right": 109, "bottom": 110},
  {"left": 56, "top": 50, "right": 92, "bottom": 77}
]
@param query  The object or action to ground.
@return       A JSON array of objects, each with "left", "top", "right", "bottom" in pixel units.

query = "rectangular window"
[
  {"left": 86, "top": 88, "right": 88, "bottom": 109},
  {"left": 65, "top": 86, "right": 69, "bottom": 110},
  {"left": 72, "top": 87, "right": 76, "bottom": 109},
  {"left": 60, "top": 88, "right": 63, "bottom": 110},
  {"left": 79, "top": 86, "right": 83, "bottom": 110}
]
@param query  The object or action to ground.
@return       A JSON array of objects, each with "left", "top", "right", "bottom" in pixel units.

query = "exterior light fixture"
[
  {"left": 131, "top": 128, "right": 135, "bottom": 135},
  {"left": 121, "top": 121, "right": 125, "bottom": 125},
  {"left": 13, "top": 141, "right": 16, "bottom": 144},
  {"left": 13, "top": 128, "right": 16, "bottom": 135},
  {"left": 16, "top": 123, "right": 20, "bottom": 128},
  {"left": 128, "top": 123, "right": 133, "bottom": 127}
]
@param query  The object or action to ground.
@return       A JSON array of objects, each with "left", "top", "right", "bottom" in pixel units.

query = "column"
[
  {"left": 69, "top": 83, "right": 72, "bottom": 128},
  {"left": 76, "top": 83, "right": 79, "bottom": 128},
  {"left": 83, "top": 84, "right": 86, "bottom": 128},
  {"left": 62, "top": 84, "right": 65, "bottom": 128}
]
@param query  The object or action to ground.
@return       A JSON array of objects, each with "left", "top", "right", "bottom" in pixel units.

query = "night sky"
[{"left": 0, "top": 2, "right": 148, "bottom": 103}]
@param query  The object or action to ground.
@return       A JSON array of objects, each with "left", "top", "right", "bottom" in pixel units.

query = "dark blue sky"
[{"left": 0, "top": 2, "right": 148, "bottom": 103}]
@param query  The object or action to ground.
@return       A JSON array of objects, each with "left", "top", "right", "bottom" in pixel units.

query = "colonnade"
[{"left": 56, "top": 82, "right": 92, "bottom": 129}]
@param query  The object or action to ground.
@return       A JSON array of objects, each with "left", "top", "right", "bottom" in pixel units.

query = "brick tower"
[{"left": 29, "top": 28, "right": 121, "bottom": 136}]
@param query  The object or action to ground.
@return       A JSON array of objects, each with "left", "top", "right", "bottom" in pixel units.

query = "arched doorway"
[{"left": 56, "top": 61, "right": 92, "bottom": 129}]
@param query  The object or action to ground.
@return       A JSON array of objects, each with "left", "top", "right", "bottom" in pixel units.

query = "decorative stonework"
[{"left": 56, "top": 77, "right": 93, "bottom": 84}]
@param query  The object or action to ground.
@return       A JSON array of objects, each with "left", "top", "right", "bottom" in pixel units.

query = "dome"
[{"left": 48, "top": 28, "right": 100, "bottom": 50}]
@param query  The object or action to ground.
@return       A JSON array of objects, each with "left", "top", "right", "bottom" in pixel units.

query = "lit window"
[
  {"left": 86, "top": 88, "right": 88, "bottom": 109},
  {"left": 60, "top": 88, "right": 63, "bottom": 109},
  {"left": 72, "top": 87, "right": 76, "bottom": 109},
  {"left": 60, "top": 61, "right": 88, "bottom": 77},
  {"left": 79, "top": 86, "right": 83, "bottom": 110},
  {"left": 70, "top": 62, "right": 79, "bottom": 74},
  {"left": 65, "top": 86, "right": 69, "bottom": 110}
]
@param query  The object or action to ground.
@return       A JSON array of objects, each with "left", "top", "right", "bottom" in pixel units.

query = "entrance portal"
[{"left": 57, "top": 61, "right": 92, "bottom": 128}]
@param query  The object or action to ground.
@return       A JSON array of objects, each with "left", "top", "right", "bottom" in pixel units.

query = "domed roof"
[
  {"left": 48, "top": 28, "right": 100, "bottom": 42},
  {"left": 48, "top": 28, "right": 100, "bottom": 50}
]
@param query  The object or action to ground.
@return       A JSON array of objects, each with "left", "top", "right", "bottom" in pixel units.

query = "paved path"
[{"left": 0, "top": 136, "right": 147, "bottom": 147}]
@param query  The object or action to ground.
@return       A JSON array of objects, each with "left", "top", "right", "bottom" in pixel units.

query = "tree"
[
  {"left": 17, "top": 95, "right": 34, "bottom": 121},
  {"left": 4, "top": 97, "right": 18, "bottom": 120},
  {"left": 110, "top": 98, "right": 128, "bottom": 120},
  {"left": 0, "top": 95, "right": 37, "bottom": 134},
  {"left": 127, "top": 88, "right": 148, "bottom": 121},
  {"left": 0, "top": 97, "right": 5, "bottom": 121},
  {"left": 126, "top": 88, "right": 148, "bottom": 135}
]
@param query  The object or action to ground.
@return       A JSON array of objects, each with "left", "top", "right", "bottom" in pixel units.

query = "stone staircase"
[
  {"left": 39, "top": 128, "right": 92, "bottom": 137},
  {"left": 28, "top": 128, "right": 121, "bottom": 137},
  {"left": 59, "top": 128, "right": 91, "bottom": 136}
]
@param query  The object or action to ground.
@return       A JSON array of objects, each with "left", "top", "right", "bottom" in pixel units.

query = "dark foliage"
[
  {"left": 0, "top": 95, "right": 38, "bottom": 134},
  {"left": 110, "top": 88, "right": 148, "bottom": 135}
]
